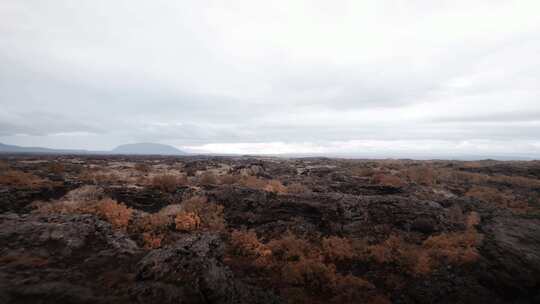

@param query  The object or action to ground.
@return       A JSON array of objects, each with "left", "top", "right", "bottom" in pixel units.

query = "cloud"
[{"left": 0, "top": 0, "right": 539, "bottom": 157}]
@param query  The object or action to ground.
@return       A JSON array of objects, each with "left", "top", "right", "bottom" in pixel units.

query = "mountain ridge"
[{"left": 0, "top": 142, "right": 187, "bottom": 156}]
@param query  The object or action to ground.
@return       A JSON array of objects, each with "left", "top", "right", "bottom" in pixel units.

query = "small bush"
[
  {"left": 405, "top": 166, "right": 435, "bottom": 186},
  {"left": 264, "top": 180, "right": 287, "bottom": 194},
  {"left": 240, "top": 175, "right": 267, "bottom": 189},
  {"left": 219, "top": 174, "right": 239, "bottom": 185},
  {"left": 64, "top": 185, "right": 105, "bottom": 202},
  {"left": 174, "top": 211, "right": 201, "bottom": 231},
  {"left": 322, "top": 236, "right": 354, "bottom": 262},
  {"left": 93, "top": 198, "right": 134, "bottom": 230},
  {"left": 181, "top": 196, "right": 226, "bottom": 231},
  {"left": 142, "top": 232, "right": 163, "bottom": 249},
  {"left": 199, "top": 171, "right": 218, "bottom": 186},
  {"left": 151, "top": 174, "right": 187, "bottom": 192},
  {"left": 0, "top": 170, "right": 51, "bottom": 188},
  {"left": 230, "top": 229, "right": 271, "bottom": 258},
  {"left": 47, "top": 162, "right": 65, "bottom": 175},
  {"left": 134, "top": 163, "right": 150, "bottom": 173},
  {"left": 371, "top": 173, "right": 405, "bottom": 188},
  {"left": 35, "top": 198, "right": 133, "bottom": 231}
]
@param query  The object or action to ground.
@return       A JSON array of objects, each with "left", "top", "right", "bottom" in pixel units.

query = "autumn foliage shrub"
[
  {"left": 134, "top": 163, "right": 150, "bottom": 173},
  {"left": 95, "top": 198, "right": 134, "bottom": 230},
  {"left": 47, "top": 162, "right": 65, "bottom": 175},
  {"left": 219, "top": 174, "right": 239, "bottom": 185},
  {"left": 181, "top": 196, "right": 226, "bottom": 231},
  {"left": 405, "top": 166, "right": 435, "bottom": 186},
  {"left": 321, "top": 236, "right": 354, "bottom": 262},
  {"left": 198, "top": 171, "right": 218, "bottom": 185},
  {"left": 174, "top": 211, "right": 201, "bottom": 231},
  {"left": 264, "top": 179, "right": 287, "bottom": 194},
  {"left": 151, "top": 174, "right": 187, "bottom": 192},
  {"left": 239, "top": 175, "right": 267, "bottom": 189},
  {"left": 371, "top": 173, "right": 405, "bottom": 188},
  {"left": 230, "top": 230, "right": 271, "bottom": 259},
  {"left": 239, "top": 175, "right": 289, "bottom": 194},
  {"left": 465, "top": 186, "right": 527, "bottom": 211},
  {"left": 227, "top": 231, "right": 374, "bottom": 302},
  {"left": 35, "top": 198, "right": 133, "bottom": 231},
  {"left": 368, "top": 212, "right": 483, "bottom": 276},
  {"left": 0, "top": 170, "right": 51, "bottom": 188}
]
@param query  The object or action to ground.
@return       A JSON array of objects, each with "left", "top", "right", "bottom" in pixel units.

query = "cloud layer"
[{"left": 1, "top": 1, "right": 539, "bottom": 157}]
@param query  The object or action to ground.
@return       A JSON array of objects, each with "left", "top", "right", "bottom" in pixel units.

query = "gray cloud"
[{"left": 1, "top": 0, "right": 539, "bottom": 156}]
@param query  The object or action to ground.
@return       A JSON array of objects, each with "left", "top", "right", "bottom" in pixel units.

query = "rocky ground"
[{"left": 0, "top": 155, "right": 539, "bottom": 303}]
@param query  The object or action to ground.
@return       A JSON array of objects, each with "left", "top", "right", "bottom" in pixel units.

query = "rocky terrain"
[{"left": 0, "top": 155, "right": 539, "bottom": 303}]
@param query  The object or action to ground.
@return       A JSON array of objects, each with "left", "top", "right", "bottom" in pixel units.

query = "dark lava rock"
[
  {"left": 0, "top": 184, "right": 72, "bottom": 214},
  {"left": 135, "top": 233, "right": 280, "bottom": 304},
  {"left": 0, "top": 213, "right": 279, "bottom": 304}
]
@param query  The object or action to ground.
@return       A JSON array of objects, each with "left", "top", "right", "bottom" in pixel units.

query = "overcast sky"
[{"left": 1, "top": 1, "right": 539, "bottom": 157}]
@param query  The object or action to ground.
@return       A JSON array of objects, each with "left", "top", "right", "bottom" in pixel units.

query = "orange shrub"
[
  {"left": 199, "top": 171, "right": 218, "bottom": 185},
  {"left": 368, "top": 235, "right": 403, "bottom": 264},
  {"left": 0, "top": 170, "right": 51, "bottom": 188},
  {"left": 371, "top": 173, "right": 405, "bottom": 188},
  {"left": 281, "top": 258, "right": 337, "bottom": 293},
  {"left": 405, "top": 166, "right": 435, "bottom": 186},
  {"left": 47, "top": 162, "right": 65, "bottom": 175},
  {"left": 137, "top": 212, "right": 172, "bottom": 232},
  {"left": 142, "top": 232, "right": 163, "bottom": 249},
  {"left": 322, "top": 236, "right": 354, "bottom": 262},
  {"left": 267, "top": 233, "right": 316, "bottom": 261},
  {"left": 94, "top": 198, "right": 133, "bottom": 230},
  {"left": 0, "top": 160, "right": 8, "bottom": 171},
  {"left": 219, "top": 174, "right": 239, "bottom": 185},
  {"left": 240, "top": 175, "right": 267, "bottom": 189},
  {"left": 181, "top": 196, "right": 226, "bottom": 231},
  {"left": 230, "top": 229, "right": 271, "bottom": 258},
  {"left": 423, "top": 229, "right": 482, "bottom": 263},
  {"left": 134, "top": 163, "right": 150, "bottom": 173},
  {"left": 34, "top": 198, "right": 133, "bottom": 231},
  {"left": 264, "top": 179, "right": 287, "bottom": 194},
  {"left": 174, "top": 211, "right": 201, "bottom": 231},
  {"left": 151, "top": 174, "right": 187, "bottom": 192}
]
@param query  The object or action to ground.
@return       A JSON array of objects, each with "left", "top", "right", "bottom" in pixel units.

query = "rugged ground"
[{"left": 0, "top": 155, "right": 539, "bottom": 303}]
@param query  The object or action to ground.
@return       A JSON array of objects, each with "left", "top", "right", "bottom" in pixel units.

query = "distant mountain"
[
  {"left": 0, "top": 142, "right": 87, "bottom": 154},
  {"left": 111, "top": 143, "right": 186, "bottom": 155},
  {"left": 0, "top": 142, "right": 187, "bottom": 156}
]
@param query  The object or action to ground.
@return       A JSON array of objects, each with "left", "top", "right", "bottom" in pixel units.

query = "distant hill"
[
  {"left": 111, "top": 143, "right": 186, "bottom": 155},
  {"left": 0, "top": 143, "right": 87, "bottom": 154},
  {"left": 0, "top": 142, "right": 187, "bottom": 156}
]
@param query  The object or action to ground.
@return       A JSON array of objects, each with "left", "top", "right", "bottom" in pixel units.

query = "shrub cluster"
[
  {"left": 0, "top": 170, "right": 54, "bottom": 189},
  {"left": 228, "top": 231, "right": 381, "bottom": 303},
  {"left": 151, "top": 174, "right": 188, "bottom": 192}
]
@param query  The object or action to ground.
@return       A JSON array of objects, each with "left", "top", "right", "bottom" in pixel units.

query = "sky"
[{"left": 1, "top": 0, "right": 540, "bottom": 157}]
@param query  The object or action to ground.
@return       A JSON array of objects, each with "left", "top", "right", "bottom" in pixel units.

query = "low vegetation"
[{"left": 2, "top": 156, "right": 539, "bottom": 303}]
